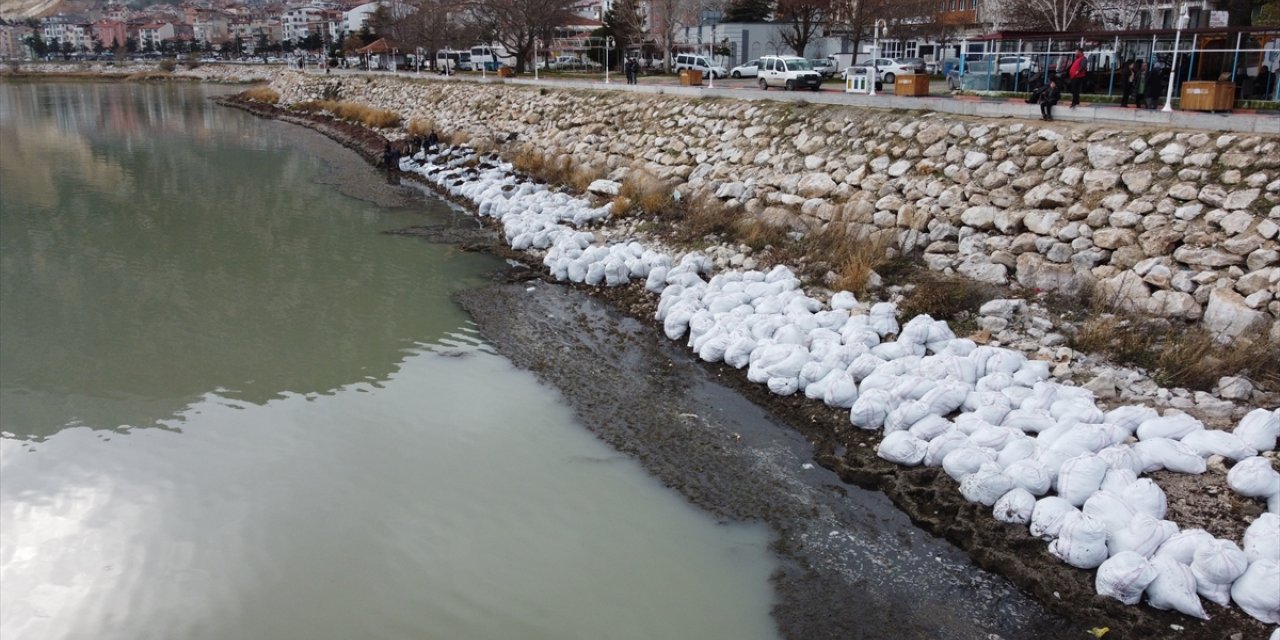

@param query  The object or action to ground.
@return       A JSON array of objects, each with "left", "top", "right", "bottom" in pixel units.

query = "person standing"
[
  {"left": 1119, "top": 60, "right": 1134, "bottom": 107},
  {"left": 1067, "top": 48, "right": 1087, "bottom": 108},
  {"left": 1143, "top": 61, "right": 1163, "bottom": 109},
  {"left": 1131, "top": 60, "right": 1146, "bottom": 109}
]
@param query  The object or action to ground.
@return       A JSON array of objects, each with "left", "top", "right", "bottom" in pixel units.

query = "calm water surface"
[{"left": 0, "top": 82, "right": 778, "bottom": 640}]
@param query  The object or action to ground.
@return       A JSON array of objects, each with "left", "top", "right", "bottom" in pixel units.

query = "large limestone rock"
[
  {"left": 1203, "top": 288, "right": 1270, "bottom": 338},
  {"left": 1016, "top": 253, "right": 1092, "bottom": 295},
  {"left": 797, "top": 173, "right": 837, "bottom": 198}
]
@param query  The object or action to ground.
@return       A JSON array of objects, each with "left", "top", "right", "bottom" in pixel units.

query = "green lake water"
[{"left": 0, "top": 81, "right": 778, "bottom": 640}]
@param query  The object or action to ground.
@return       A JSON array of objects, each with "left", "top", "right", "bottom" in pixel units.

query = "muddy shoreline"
[{"left": 219, "top": 95, "right": 1269, "bottom": 640}]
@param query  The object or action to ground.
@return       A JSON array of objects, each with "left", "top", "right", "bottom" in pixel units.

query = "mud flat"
[{"left": 455, "top": 279, "right": 1078, "bottom": 640}]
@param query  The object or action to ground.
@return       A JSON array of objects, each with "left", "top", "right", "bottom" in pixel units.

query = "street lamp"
[
  {"left": 708, "top": 23, "right": 716, "bottom": 89},
  {"left": 605, "top": 35, "right": 614, "bottom": 83},
  {"left": 869, "top": 19, "right": 886, "bottom": 96},
  {"left": 534, "top": 38, "right": 541, "bottom": 80},
  {"left": 1162, "top": 2, "right": 1189, "bottom": 112}
]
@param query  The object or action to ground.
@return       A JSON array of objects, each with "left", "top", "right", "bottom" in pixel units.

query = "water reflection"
[{"left": 0, "top": 82, "right": 500, "bottom": 438}]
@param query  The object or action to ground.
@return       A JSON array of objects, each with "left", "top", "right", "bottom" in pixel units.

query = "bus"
[
  {"left": 469, "top": 44, "right": 515, "bottom": 71},
  {"left": 435, "top": 49, "right": 471, "bottom": 72}
]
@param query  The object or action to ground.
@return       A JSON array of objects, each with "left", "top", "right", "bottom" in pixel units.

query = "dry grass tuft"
[
  {"left": 406, "top": 118, "right": 434, "bottom": 136},
  {"left": 1070, "top": 315, "right": 1280, "bottom": 393},
  {"left": 610, "top": 195, "right": 634, "bottom": 217},
  {"left": 782, "top": 225, "right": 895, "bottom": 296},
  {"left": 240, "top": 86, "right": 279, "bottom": 104},
  {"left": 734, "top": 218, "right": 789, "bottom": 251},
  {"left": 291, "top": 100, "right": 401, "bottom": 128},
  {"left": 898, "top": 275, "right": 998, "bottom": 334},
  {"left": 618, "top": 172, "right": 675, "bottom": 217}
]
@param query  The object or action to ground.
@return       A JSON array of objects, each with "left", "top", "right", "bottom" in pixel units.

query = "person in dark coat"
[
  {"left": 1143, "top": 62, "right": 1164, "bottom": 109},
  {"left": 426, "top": 130, "right": 439, "bottom": 152},
  {"left": 1119, "top": 60, "right": 1135, "bottom": 107},
  {"left": 1040, "top": 77, "right": 1062, "bottom": 121}
]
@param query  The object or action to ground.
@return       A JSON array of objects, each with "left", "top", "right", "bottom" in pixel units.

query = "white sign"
[{"left": 1209, "top": 11, "right": 1228, "bottom": 28}]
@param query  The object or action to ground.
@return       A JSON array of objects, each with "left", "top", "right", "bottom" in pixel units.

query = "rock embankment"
[{"left": 270, "top": 71, "right": 1280, "bottom": 343}]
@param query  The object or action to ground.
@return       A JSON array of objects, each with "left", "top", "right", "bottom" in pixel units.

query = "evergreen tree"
[{"left": 723, "top": 0, "right": 774, "bottom": 22}]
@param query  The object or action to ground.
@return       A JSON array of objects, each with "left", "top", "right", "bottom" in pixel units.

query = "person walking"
[
  {"left": 1131, "top": 60, "right": 1146, "bottom": 109},
  {"left": 1067, "top": 48, "right": 1087, "bottom": 108},
  {"left": 1118, "top": 60, "right": 1134, "bottom": 107},
  {"left": 1040, "top": 76, "right": 1062, "bottom": 121},
  {"left": 1143, "top": 61, "right": 1163, "bottom": 110}
]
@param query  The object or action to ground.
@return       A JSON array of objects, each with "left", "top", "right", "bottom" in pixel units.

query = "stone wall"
[{"left": 272, "top": 71, "right": 1280, "bottom": 342}]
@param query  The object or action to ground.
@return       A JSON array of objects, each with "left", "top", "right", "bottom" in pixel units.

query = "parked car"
[
  {"left": 757, "top": 55, "right": 822, "bottom": 91},
  {"left": 808, "top": 58, "right": 837, "bottom": 78},
  {"left": 992, "top": 55, "right": 1039, "bottom": 75},
  {"left": 730, "top": 59, "right": 760, "bottom": 78},
  {"left": 842, "top": 57, "right": 921, "bottom": 84},
  {"left": 673, "top": 53, "right": 727, "bottom": 79}
]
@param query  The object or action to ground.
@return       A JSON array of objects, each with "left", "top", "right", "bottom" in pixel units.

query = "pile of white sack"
[{"left": 402, "top": 147, "right": 1280, "bottom": 626}]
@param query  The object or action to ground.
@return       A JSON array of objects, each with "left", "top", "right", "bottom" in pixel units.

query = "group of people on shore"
[
  {"left": 381, "top": 130, "right": 440, "bottom": 169},
  {"left": 1031, "top": 49, "right": 1172, "bottom": 121}
]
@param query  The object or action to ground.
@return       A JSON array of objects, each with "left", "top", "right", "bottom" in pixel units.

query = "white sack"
[
  {"left": 959, "top": 464, "right": 1015, "bottom": 506},
  {"left": 908, "top": 415, "right": 953, "bottom": 442},
  {"left": 1136, "top": 413, "right": 1204, "bottom": 441},
  {"left": 1227, "top": 456, "right": 1280, "bottom": 499},
  {"left": 1100, "top": 468, "right": 1138, "bottom": 494},
  {"left": 1244, "top": 513, "right": 1280, "bottom": 563},
  {"left": 1155, "top": 529, "right": 1214, "bottom": 565},
  {"left": 1049, "top": 512, "right": 1109, "bottom": 569},
  {"left": 1235, "top": 408, "right": 1279, "bottom": 453},
  {"left": 1030, "top": 497, "right": 1079, "bottom": 539},
  {"left": 822, "top": 372, "right": 859, "bottom": 409},
  {"left": 1191, "top": 538, "right": 1249, "bottom": 607},
  {"left": 924, "top": 431, "right": 970, "bottom": 467},
  {"left": 1004, "top": 459, "right": 1053, "bottom": 496},
  {"left": 1145, "top": 556, "right": 1209, "bottom": 619},
  {"left": 1082, "top": 490, "right": 1137, "bottom": 535},
  {"left": 849, "top": 389, "right": 894, "bottom": 430},
  {"left": 993, "top": 487, "right": 1036, "bottom": 524},
  {"left": 877, "top": 431, "right": 929, "bottom": 466},
  {"left": 1181, "top": 429, "right": 1257, "bottom": 461},
  {"left": 1122, "top": 478, "right": 1168, "bottom": 520},
  {"left": 1133, "top": 438, "right": 1207, "bottom": 474},
  {"left": 1107, "top": 515, "right": 1177, "bottom": 558},
  {"left": 1096, "top": 551, "right": 1159, "bottom": 605},
  {"left": 1231, "top": 558, "right": 1280, "bottom": 624},
  {"left": 1104, "top": 405, "right": 1160, "bottom": 435},
  {"left": 943, "top": 447, "right": 996, "bottom": 482},
  {"left": 1056, "top": 454, "right": 1109, "bottom": 507}
]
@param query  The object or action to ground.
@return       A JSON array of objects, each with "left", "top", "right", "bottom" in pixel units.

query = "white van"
[
  {"left": 435, "top": 49, "right": 470, "bottom": 72},
  {"left": 469, "top": 44, "right": 515, "bottom": 71},
  {"left": 757, "top": 55, "right": 823, "bottom": 91},
  {"left": 673, "top": 53, "right": 727, "bottom": 79}
]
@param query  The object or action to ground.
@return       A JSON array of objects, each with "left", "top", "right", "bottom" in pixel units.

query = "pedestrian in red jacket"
[{"left": 1068, "top": 48, "right": 1087, "bottom": 108}]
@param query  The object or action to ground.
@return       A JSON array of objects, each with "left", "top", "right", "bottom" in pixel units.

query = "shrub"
[
  {"left": 291, "top": 100, "right": 401, "bottom": 129},
  {"left": 241, "top": 86, "right": 279, "bottom": 104},
  {"left": 158, "top": 58, "right": 176, "bottom": 72},
  {"left": 897, "top": 275, "right": 997, "bottom": 334}
]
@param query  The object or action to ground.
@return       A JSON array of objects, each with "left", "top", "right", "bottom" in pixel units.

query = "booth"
[
  {"left": 679, "top": 69, "right": 704, "bottom": 86},
  {"left": 1180, "top": 81, "right": 1234, "bottom": 112},
  {"left": 895, "top": 74, "right": 930, "bottom": 96}
]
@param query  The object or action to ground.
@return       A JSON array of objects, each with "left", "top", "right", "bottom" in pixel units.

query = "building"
[
  {"left": 94, "top": 19, "right": 129, "bottom": 50},
  {"left": 0, "top": 22, "right": 34, "bottom": 59},
  {"left": 137, "top": 22, "right": 176, "bottom": 49}
]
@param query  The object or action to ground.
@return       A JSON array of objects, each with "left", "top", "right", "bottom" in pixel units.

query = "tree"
[
  {"left": 777, "top": 0, "right": 829, "bottom": 57},
  {"left": 299, "top": 32, "right": 323, "bottom": 51},
  {"left": 466, "top": 0, "right": 580, "bottom": 72},
  {"left": 723, "top": 0, "right": 774, "bottom": 22},
  {"left": 23, "top": 32, "right": 49, "bottom": 58},
  {"left": 997, "top": 0, "right": 1093, "bottom": 30},
  {"left": 92, "top": 35, "right": 104, "bottom": 55}
]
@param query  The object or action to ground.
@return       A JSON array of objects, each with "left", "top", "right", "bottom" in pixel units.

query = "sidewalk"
[{"left": 311, "top": 68, "right": 1280, "bottom": 135}]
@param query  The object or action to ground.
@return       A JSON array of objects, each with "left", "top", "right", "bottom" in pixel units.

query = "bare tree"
[
  {"left": 998, "top": 0, "right": 1093, "bottom": 31},
  {"left": 1090, "top": 0, "right": 1162, "bottom": 29},
  {"left": 776, "top": 0, "right": 829, "bottom": 57},
  {"left": 466, "top": 0, "right": 579, "bottom": 72}
]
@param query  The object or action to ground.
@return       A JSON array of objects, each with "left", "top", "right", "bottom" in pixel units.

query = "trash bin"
[
  {"left": 497, "top": 66, "right": 514, "bottom": 78},
  {"left": 845, "top": 67, "right": 873, "bottom": 94},
  {"left": 1181, "top": 81, "right": 1234, "bottom": 112},
  {"left": 679, "top": 69, "right": 703, "bottom": 86}
]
